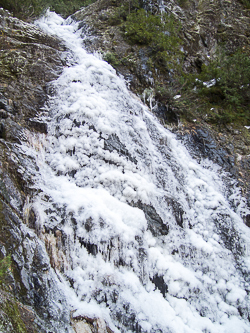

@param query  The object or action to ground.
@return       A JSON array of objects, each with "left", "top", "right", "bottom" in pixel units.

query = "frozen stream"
[{"left": 22, "top": 11, "right": 250, "bottom": 332}]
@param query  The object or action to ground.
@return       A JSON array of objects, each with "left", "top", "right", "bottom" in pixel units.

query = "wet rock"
[
  {"left": 0, "top": 93, "right": 14, "bottom": 113},
  {"left": 245, "top": 215, "right": 250, "bottom": 228},
  {"left": 0, "top": 8, "right": 65, "bottom": 130},
  {"left": 165, "top": 197, "right": 184, "bottom": 228},
  {"left": 104, "top": 133, "right": 137, "bottom": 164},
  {"left": 133, "top": 201, "right": 169, "bottom": 236},
  {"left": 151, "top": 274, "right": 168, "bottom": 297},
  {"left": 0, "top": 122, "right": 5, "bottom": 139},
  {"left": 0, "top": 118, "right": 24, "bottom": 143},
  {"left": 28, "top": 118, "right": 48, "bottom": 134},
  {"left": 0, "top": 8, "right": 71, "bottom": 332},
  {"left": 175, "top": 126, "right": 236, "bottom": 172}
]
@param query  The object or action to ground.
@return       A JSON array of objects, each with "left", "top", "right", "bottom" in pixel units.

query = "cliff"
[
  {"left": 0, "top": 1, "right": 250, "bottom": 332},
  {"left": 0, "top": 8, "right": 70, "bottom": 332}
]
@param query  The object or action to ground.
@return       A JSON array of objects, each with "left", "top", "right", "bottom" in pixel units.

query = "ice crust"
[{"left": 25, "top": 11, "right": 250, "bottom": 332}]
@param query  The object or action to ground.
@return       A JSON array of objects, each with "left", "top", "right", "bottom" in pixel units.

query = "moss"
[
  {"left": 3, "top": 299, "right": 27, "bottom": 333},
  {"left": 177, "top": 0, "right": 190, "bottom": 9}
]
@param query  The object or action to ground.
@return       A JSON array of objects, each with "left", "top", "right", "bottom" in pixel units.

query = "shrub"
[
  {"left": 123, "top": 9, "right": 184, "bottom": 73},
  {"left": 0, "top": 0, "right": 96, "bottom": 20},
  {"left": 108, "top": 0, "right": 140, "bottom": 25},
  {"left": 187, "top": 48, "right": 250, "bottom": 124}
]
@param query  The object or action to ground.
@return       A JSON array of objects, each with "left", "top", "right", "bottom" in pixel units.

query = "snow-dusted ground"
[{"left": 23, "top": 11, "right": 250, "bottom": 332}]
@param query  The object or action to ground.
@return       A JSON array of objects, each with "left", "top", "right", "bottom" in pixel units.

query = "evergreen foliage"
[
  {"left": 188, "top": 49, "right": 250, "bottom": 124},
  {"left": 0, "top": 0, "right": 96, "bottom": 20},
  {"left": 123, "top": 9, "right": 184, "bottom": 72}
]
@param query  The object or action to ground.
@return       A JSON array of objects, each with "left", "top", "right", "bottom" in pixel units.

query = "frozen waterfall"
[{"left": 21, "top": 11, "right": 250, "bottom": 333}]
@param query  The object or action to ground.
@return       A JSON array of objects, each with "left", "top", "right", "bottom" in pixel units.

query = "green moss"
[
  {"left": 177, "top": 0, "right": 189, "bottom": 8},
  {"left": 4, "top": 300, "right": 27, "bottom": 333}
]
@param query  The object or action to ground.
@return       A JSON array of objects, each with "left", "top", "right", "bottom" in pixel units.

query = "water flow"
[{"left": 29, "top": 12, "right": 250, "bottom": 332}]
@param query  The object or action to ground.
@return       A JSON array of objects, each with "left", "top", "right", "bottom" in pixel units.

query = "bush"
[
  {"left": 188, "top": 48, "right": 250, "bottom": 124},
  {"left": 123, "top": 9, "right": 184, "bottom": 72},
  {"left": 0, "top": 0, "right": 96, "bottom": 20}
]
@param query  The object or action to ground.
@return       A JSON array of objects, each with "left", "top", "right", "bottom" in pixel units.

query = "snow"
[{"left": 24, "top": 10, "right": 250, "bottom": 333}]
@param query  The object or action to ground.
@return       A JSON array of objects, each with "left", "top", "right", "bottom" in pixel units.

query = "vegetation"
[
  {"left": 240, "top": 0, "right": 250, "bottom": 9},
  {"left": 0, "top": 0, "right": 96, "bottom": 20},
  {"left": 182, "top": 48, "right": 250, "bottom": 125},
  {"left": 108, "top": 0, "right": 141, "bottom": 25},
  {"left": 123, "top": 9, "right": 184, "bottom": 73},
  {"left": 0, "top": 255, "right": 11, "bottom": 283},
  {"left": 2, "top": 299, "right": 27, "bottom": 333},
  {"left": 103, "top": 52, "right": 121, "bottom": 67}
]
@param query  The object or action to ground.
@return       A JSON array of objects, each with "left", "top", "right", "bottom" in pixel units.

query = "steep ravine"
[{"left": 0, "top": 1, "right": 250, "bottom": 333}]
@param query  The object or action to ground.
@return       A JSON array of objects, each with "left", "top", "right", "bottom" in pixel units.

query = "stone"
[
  {"left": 104, "top": 133, "right": 137, "bottom": 164},
  {"left": 132, "top": 201, "right": 169, "bottom": 236},
  {"left": 73, "top": 321, "right": 93, "bottom": 333}
]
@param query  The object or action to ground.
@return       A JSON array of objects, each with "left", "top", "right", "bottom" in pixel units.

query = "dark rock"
[
  {"left": 245, "top": 215, "right": 250, "bottom": 228},
  {"left": 176, "top": 126, "right": 235, "bottom": 171},
  {"left": 1, "top": 118, "right": 25, "bottom": 144},
  {"left": 214, "top": 213, "right": 245, "bottom": 259},
  {"left": 79, "top": 240, "right": 98, "bottom": 256},
  {"left": 0, "top": 93, "right": 14, "bottom": 113},
  {"left": 0, "top": 109, "right": 9, "bottom": 119},
  {"left": 165, "top": 197, "right": 184, "bottom": 228},
  {"left": 0, "top": 9, "right": 71, "bottom": 332},
  {"left": 154, "top": 103, "right": 179, "bottom": 125},
  {"left": 28, "top": 208, "right": 36, "bottom": 229},
  {"left": 132, "top": 201, "right": 169, "bottom": 236},
  {"left": 151, "top": 274, "right": 168, "bottom": 297},
  {"left": 0, "top": 122, "right": 5, "bottom": 139},
  {"left": 28, "top": 119, "right": 48, "bottom": 134},
  {"left": 104, "top": 133, "right": 137, "bottom": 164}
]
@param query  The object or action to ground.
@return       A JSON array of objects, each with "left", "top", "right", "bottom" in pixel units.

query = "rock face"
[
  {"left": 0, "top": 0, "right": 250, "bottom": 331},
  {"left": 0, "top": 8, "right": 72, "bottom": 332}
]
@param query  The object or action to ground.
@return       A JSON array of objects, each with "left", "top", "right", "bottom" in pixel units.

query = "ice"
[{"left": 27, "top": 10, "right": 250, "bottom": 333}]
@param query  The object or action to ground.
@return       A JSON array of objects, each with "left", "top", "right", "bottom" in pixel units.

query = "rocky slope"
[
  {"left": 72, "top": 0, "right": 250, "bottom": 212},
  {"left": 0, "top": 8, "right": 70, "bottom": 332},
  {"left": 0, "top": 0, "right": 250, "bottom": 331}
]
